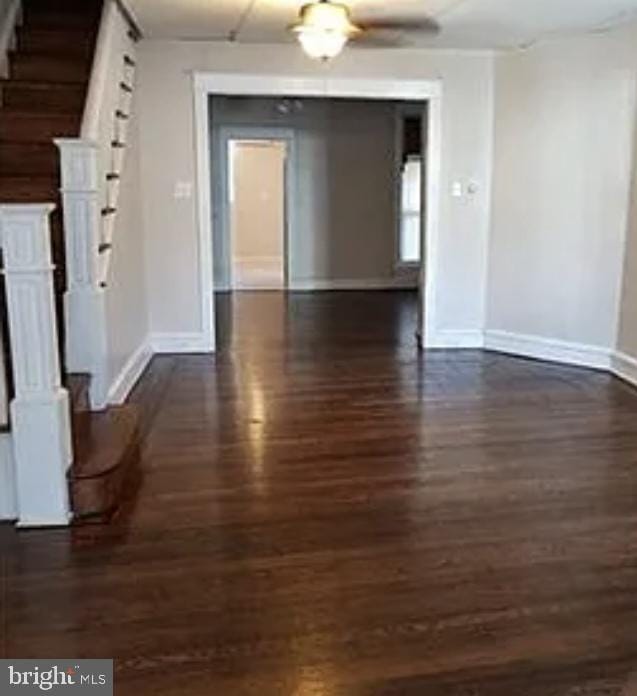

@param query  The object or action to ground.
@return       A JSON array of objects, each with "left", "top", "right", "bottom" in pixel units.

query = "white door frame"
[
  {"left": 217, "top": 126, "right": 297, "bottom": 291},
  {"left": 193, "top": 72, "right": 443, "bottom": 351}
]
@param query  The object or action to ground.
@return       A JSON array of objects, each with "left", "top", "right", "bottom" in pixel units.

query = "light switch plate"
[{"left": 174, "top": 181, "right": 193, "bottom": 199}]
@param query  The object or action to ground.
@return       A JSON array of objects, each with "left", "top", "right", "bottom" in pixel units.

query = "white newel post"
[
  {"left": 0, "top": 204, "right": 72, "bottom": 527},
  {"left": 55, "top": 139, "right": 109, "bottom": 409}
]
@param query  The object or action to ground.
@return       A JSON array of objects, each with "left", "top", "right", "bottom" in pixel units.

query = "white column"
[
  {"left": 0, "top": 204, "right": 72, "bottom": 527},
  {"left": 55, "top": 138, "right": 109, "bottom": 409}
]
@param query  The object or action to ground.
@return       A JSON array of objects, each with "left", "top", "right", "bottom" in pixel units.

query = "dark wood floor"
[{"left": 4, "top": 290, "right": 637, "bottom": 694}]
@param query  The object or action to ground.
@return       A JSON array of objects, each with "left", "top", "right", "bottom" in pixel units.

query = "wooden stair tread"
[
  {"left": 0, "top": 78, "right": 87, "bottom": 90},
  {"left": 0, "top": 110, "right": 80, "bottom": 143},
  {"left": 9, "top": 52, "right": 92, "bottom": 83},
  {"left": 71, "top": 406, "right": 139, "bottom": 480},
  {"left": 0, "top": 80, "right": 86, "bottom": 112},
  {"left": 21, "top": 12, "right": 101, "bottom": 29},
  {"left": 0, "top": 175, "right": 59, "bottom": 202},
  {"left": 0, "top": 141, "right": 58, "bottom": 176},
  {"left": 69, "top": 405, "right": 142, "bottom": 521}
]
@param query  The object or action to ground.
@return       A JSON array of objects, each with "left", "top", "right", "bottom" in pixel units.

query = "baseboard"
[
  {"left": 289, "top": 277, "right": 418, "bottom": 291},
  {"left": 150, "top": 332, "right": 212, "bottom": 354},
  {"left": 0, "top": 432, "right": 16, "bottom": 521},
  {"left": 611, "top": 350, "right": 637, "bottom": 389},
  {"left": 483, "top": 330, "right": 611, "bottom": 370},
  {"left": 107, "top": 340, "right": 153, "bottom": 405},
  {"left": 426, "top": 329, "right": 484, "bottom": 349}
]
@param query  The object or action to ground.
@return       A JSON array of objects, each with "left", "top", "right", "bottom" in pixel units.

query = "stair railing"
[
  {"left": 0, "top": 205, "right": 73, "bottom": 526},
  {"left": 56, "top": 0, "right": 140, "bottom": 409}
]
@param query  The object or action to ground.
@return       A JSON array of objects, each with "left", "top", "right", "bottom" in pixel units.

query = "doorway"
[
  {"left": 228, "top": 138, "right": 287, "bottom": 290},
  {"left": 194, "top": 75, "right": 442, "bottom": 353},
  {"left": 210, "top": 97, "right": 430, "bottom": 351},
  {"left": 216, "top": 126, "right": 296, "bottom": 294}
]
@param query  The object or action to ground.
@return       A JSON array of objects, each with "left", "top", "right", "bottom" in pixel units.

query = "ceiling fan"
[{"left": 289, "top": 0, "right": 440, "bottom": 60}]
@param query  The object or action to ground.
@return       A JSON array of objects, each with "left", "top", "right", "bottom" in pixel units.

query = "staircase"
[
  {"left": 0, "top": 0, "right": 141, "bottom": 523},
  {"left": 0, "top": 0, "right": 101, "bottom": 314}
]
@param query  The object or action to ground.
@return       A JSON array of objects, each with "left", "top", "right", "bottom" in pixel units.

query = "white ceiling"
[{"left": 127, "top": 0, "right": 637, "bottom": 50}]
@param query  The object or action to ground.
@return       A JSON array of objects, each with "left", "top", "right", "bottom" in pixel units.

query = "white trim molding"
[
  {"left": 484, "top": 330, "right": 611, "bottom": 370},
  {"left": 611, "top": 351, "right": 637, "bottom": 388},
  {"left": 0, "top": 433, "right": 17, "bottom": 521},
  {"left": 107, "top": 340, "right": 153, "bottom": 405},
  {"left": 427, "top": 329, "right": 485, "bottom": 349},
  {"left": 150, "top": 333, "right": 211, "bottom": 354},
  {"left": 193, "top": 71, "right": 443, "bottom": 353}
]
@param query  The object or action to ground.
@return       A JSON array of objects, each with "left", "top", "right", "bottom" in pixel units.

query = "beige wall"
[
  {"left": 487, "top": 23, "right": 637, "bottom": 351},
  {"left": 231, "top": 140, "right": 285, "bottom": 261},
  {"left": 105, "top": 93, "right": 149, "bottom": 389},
  {"left": 136, "top": 42, "right": 494, "bottom": 339}
]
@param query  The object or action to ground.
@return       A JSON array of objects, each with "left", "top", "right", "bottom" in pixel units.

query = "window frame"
[{"left": 394, "top": 105, "right": 425, "bottom": 270}]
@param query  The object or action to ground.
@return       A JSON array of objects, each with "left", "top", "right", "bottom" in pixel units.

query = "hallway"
[{"left": 4, "top": 291, "right": 637, "bottom": 694}]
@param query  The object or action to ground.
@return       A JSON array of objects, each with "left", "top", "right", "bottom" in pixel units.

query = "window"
[{"left": 399, "top": 155, "right": 422, "bottom": 264}]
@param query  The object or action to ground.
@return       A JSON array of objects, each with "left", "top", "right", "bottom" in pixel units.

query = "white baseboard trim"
[
  {"left": 426, "top": 329, "right": 484, "bottom": 349},
  {"left": 611, "top": 350, "right": 637, "bottom": 389},
  {"left": 0, "top": 432, "right": 17, "bottom": 521},
  {"left": 150, "top": 332, "right": 212, "bottom": 354},
  {"left": 483, "top": 330, "right": 611, "bottom": 370},
  {"left": 107, "top": 340, "right": 153, "bottom": 405},
  {"left": 289, "top": 277, "right": 418, "bottom": 291}
]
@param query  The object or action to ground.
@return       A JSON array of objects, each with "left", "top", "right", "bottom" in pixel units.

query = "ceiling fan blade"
[
  {"left": 350, "top": 33, "right": 409, "bottom": 48},
  {"left": 355, "top": 16, "right": 441, "bottom": 35}
]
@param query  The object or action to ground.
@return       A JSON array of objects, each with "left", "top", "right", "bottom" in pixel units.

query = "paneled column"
[
  {"left": 55, "top": 138, "right": 109, "bottom": 409},
  {"left": 0, "top": 204, "right": 72, "bottom": 526}
]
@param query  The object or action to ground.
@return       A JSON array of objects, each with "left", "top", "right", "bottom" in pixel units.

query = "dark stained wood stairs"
[
  {"left": 68, "top": 375, "right": 141, "bottom": 522},
  {"left": 1, "top": 0, "right": 141, "bottom": 523}
]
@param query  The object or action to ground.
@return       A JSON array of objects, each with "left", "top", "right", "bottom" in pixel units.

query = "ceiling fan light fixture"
[{"left": 290, "top": 1, "right": 360, "bottom": 60}]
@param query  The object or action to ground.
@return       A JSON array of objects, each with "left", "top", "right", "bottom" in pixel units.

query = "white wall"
[
  {"left": 104, "top": 92, "right": 150, "bottom": 399},
  {"left": 487, "top": 25, "right": 637, "bottom": 361},
  {"left": 617, "top": 101, "right": 637, "bottom": 360},
  {"left": 136, "top": 42, "right": 494, "bottom": 344},
  {"left": 213, "top": 97, "right": 408, "bottom": 290}
]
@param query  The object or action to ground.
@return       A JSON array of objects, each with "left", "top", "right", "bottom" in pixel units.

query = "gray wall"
[{"left": 210, "top": 96, "right": 420, "bottom": 289}]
